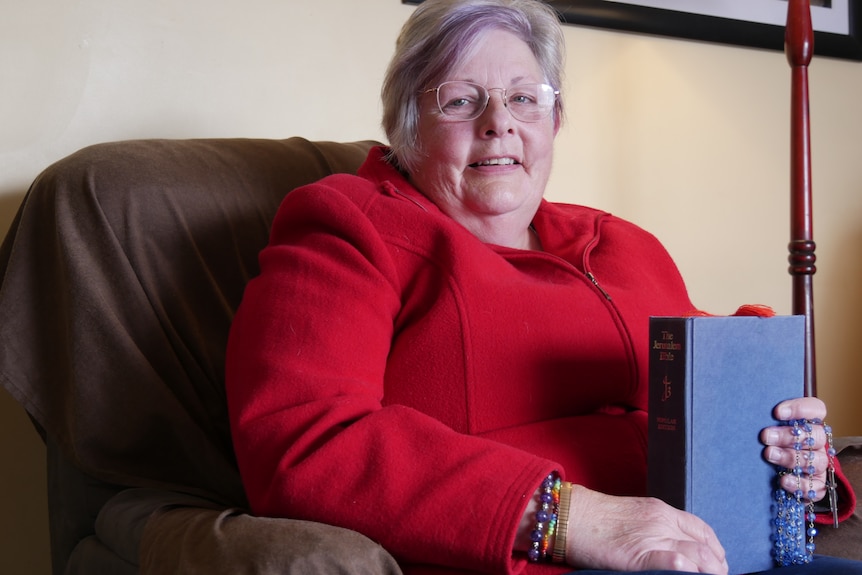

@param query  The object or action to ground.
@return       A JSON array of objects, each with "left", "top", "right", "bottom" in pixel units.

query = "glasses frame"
[{"left": 423, "top": 81, "right": 560, "bottom": 123}]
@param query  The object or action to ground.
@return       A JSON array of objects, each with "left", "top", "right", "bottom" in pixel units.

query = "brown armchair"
[
  {"left": 1, "top": 136, "right": 860, "bottom": 574},
  {"left": 0, "top": 137, "right": 401, "bottom": 574}
]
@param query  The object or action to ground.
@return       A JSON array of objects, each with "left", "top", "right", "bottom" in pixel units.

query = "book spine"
[{"left": 647, "top": 317, "right": 688, "bottom": 510}]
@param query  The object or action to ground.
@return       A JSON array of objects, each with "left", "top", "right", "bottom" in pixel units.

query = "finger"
[
  {"left": 675, "top": 512, "right": 727, "bottom": 570},
  {"left": 637, "top": 549, "right": 700, "bottom": 573},
  {"left": 640, "top": 543, "right": 728, "bottom": 575},
  {"left": 774, "top": 397, "right": 826, "bottom": 421},
  {"left": 764, "top": 445, "right": 829, "bottom": 474},
  {"left": 779, "top": 473, "right": 830, "bottom": 502},
  {"left": 761, "top": 422, "right": 826, "bottom": 449}
]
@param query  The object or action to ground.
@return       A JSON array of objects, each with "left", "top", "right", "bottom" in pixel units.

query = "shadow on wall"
[
  {"left": 817, "top": 225, "right": 862, "bottom": 437},
  {"left": 0, "top": 192, "right": 27, "bottom": 245},
  {"left": 0, "top": 389, "right": 50, "bottom": 575},
  {"left": 0, "top": 187, "right": 50, "bottom": 574}
]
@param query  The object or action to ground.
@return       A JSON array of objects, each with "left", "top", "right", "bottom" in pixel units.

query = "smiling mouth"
[{"left": 470, "top": 158, "right": 519, "bottom": 167}]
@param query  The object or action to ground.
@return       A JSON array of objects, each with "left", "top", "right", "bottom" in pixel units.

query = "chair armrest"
[
  {"left": 94, "top": 488, "right": 225, "bottom": 566},
  {"left": 112, "top": 489, "right": 405, "bottom": 575},
  {"left": 815, "top": 437, "right": 862, "bottom": 561}
]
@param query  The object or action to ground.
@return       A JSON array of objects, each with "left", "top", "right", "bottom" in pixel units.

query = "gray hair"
[{"left": 381, "top": 0, "right": 566, "bottom": 173}]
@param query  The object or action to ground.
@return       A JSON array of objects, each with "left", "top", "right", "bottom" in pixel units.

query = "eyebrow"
[{"left": 454, "top": 75, "right": 536, "bottom": 86}]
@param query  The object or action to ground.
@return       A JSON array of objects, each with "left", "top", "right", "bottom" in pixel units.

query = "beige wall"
[{"left": 2, "top": 0, "right": 861, "bottom": 572}]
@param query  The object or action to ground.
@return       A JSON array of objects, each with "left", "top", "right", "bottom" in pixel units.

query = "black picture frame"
[{"left": 401, "top": 1, "right": 862, "bottom": 61}]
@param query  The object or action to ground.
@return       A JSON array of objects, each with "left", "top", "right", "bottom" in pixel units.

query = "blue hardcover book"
[{"left": 647, "top": 315, "right": 805, "bottom": 575}]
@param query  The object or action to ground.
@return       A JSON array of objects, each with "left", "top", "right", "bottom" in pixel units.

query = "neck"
[{"left": 461, "top": 216, "right": 541, "bottom": 250}]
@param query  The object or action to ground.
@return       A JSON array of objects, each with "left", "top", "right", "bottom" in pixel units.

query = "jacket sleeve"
[{"left": 225, "top": 181, "right": 557, "bottom": 575}]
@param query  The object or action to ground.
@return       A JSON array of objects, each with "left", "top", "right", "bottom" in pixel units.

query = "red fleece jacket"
[{"left": 225, "top": 147, "right": 853, "bottom": 574}]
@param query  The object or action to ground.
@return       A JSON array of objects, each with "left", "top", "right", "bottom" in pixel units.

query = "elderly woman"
[{"left": 225, "top": 0, "right": 859, "bottom": 573}]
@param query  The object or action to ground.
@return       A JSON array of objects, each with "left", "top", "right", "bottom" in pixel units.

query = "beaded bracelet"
[
  {"left": 528, "top": 472, "right": 561, "bottom": 563},
  {"left": 772, "top": 418, "right": 837, "bottom": 567}
]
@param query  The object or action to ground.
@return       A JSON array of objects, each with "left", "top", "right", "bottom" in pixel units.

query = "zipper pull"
[{"left": 585, "top": 271, "right": 612, "bottom": 301}]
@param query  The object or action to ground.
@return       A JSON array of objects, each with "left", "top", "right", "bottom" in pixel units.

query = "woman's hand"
[
  {"left": 565, "top": 485, "right": 729, "bottom": 574},
  {"left": 760, "top": 397, "right": 832, "bottom": 502}
]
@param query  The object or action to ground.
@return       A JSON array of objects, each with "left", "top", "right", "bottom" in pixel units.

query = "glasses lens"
[
  {"left": 436, "top": 82, "right": 487, "bottom": 120},
  {"left": 507, "top": 84, "right": 557, "bottom": 122},
  {"left": 432, "top": 82, "right": 557, "bottom": 122}
]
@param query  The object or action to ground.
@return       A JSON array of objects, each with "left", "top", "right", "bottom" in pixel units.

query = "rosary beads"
[{"left": 772, "top": 418, "right": 838, "bottom": 566}]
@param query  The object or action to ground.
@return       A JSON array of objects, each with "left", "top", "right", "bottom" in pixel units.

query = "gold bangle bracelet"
[{"left": 552, "top": 481, "right": 573, "bottom": 563}]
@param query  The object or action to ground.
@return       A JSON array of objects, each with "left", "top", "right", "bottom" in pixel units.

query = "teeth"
[{"left": 475, "top": 158, "right": 516, "bottom": 166}]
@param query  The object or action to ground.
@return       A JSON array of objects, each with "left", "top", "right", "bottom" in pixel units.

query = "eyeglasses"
[{"left": 423, "top": 81, "right": 559, "bottom": 122}]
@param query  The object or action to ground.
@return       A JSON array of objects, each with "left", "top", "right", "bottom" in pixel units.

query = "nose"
[{"left": 479, "top": 88, "right": 513, "bottom": 135}]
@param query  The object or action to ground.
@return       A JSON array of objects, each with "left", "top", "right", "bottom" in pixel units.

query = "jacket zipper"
[
  {"left": 582, "top": 215, "right": 612, "bottom": 301},
  {"left": 581, "top": 214, "right": 638, "bottom": 398},
  {"left": 585, "top": 271, "right": 612, "bottom": 301}
]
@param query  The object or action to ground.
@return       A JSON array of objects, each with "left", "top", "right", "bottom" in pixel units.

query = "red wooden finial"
[
  {"left": 786, "top": 0, "right": 814, "bottom": 67},
  {"left": 785, "top": 0, "right": 816, "bottom": 397}
]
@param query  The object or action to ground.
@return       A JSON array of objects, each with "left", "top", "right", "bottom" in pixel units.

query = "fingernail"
[
  {"left": 778, "top": 404, "right": 792, "bottom": 420},
  {"left": 765, "top": 446, "right": 781, "bottom": 463},
  {"left": 764, "top": 429, "right": 779, "bottom": 445}
]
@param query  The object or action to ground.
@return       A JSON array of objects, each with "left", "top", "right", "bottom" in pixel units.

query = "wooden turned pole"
[{"left": 785, "top": 0, "right": 816, "bottom": 397}]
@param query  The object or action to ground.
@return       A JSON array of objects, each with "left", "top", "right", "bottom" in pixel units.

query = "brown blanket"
[
  {"left": 0, "top": 137, "right": 402, "bottom": 573},
  {"left": 0, "top": 137, "right": 377, "bottom": 501}
]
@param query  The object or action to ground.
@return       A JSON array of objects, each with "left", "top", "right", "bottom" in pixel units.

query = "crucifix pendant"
[{"left": 827, "top": 466, "right": 839, "bottom": 528}]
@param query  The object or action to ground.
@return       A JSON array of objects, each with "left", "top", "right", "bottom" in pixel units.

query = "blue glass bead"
[
  {"left": 540, "top": 492, "right": 553, "bottom": 504},
  {"left": 536, "top": 510, "right": 549, "bottom": 523},
  {"left": 808, "top": 489, "right": 816, "bottom": 500},
  {"left": 808, "top": 526, "right": 818, "bottom": 537},
  {"left": 527, "top": 547, "right": 541, "bottom": 562},
  {"left": 807, "top": 465, "right": 816, "bottom": 475}
]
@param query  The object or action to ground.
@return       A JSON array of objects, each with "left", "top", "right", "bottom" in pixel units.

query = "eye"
[
  {"left": 442, "top": 94, "right": 478, "bottom": 110},
  {"left": 508, "top": 89, "right": 538, "bottom": 106},
  {"left": 435, "top": 82, "right": 486, "bottom": 118}
]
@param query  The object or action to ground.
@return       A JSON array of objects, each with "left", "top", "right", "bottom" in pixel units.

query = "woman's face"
[{"left": 410, "top": 28, "right": 559, "bottom": 243}]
